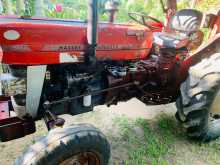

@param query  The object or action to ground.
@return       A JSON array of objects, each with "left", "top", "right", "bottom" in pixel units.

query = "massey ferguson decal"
[
  {"left": 43, "top": 44, "right": 147, "bottom": 52},
  {"left": 2, "top": 44, "right": 148, "bottom": 52},
  {"left": 1, "top": 45, "right": 31, "bottom": 52},
  {"left": 98, "top": 44, "right": 145, "bottom": 50},
  {"left": 42, "top": 44, "right": 85, "bottom": 52},
  {"left": 2, "top": 44, "right": 146, "bottom": 52}
]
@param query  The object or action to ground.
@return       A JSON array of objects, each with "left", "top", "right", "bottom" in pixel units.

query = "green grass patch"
[
  {"left": 113, "top": 114, "right": 220, "bottom": 165},
  {"left": 114, "top": 115, "right": 181, "bottom": 165}
]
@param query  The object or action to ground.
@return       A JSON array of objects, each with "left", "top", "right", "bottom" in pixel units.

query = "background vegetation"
[{"left": 2, "top": 0, "right": 220, "bottom": 23}]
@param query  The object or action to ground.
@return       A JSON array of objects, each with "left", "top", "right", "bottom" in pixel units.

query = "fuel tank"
[{"left": 0, "top": 16, "right": 153, "bottom": 65}]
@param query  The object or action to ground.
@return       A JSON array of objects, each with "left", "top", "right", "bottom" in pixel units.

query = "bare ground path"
[{"left": 1, "top": 99, "right": 220, "bottom": 165}]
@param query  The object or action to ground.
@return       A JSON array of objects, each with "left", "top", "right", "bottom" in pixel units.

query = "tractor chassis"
[{"left": 0, "top": 81, "right": 137, "bottom": 142}]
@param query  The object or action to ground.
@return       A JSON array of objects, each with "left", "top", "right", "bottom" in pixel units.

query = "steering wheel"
[{"left": 128, "top": 12, "right": 163, "bottom": 30}]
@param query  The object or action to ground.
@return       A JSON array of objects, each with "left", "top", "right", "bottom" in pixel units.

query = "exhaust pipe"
[{"left": 86, "top": 0, "right": 98, "bottom": 66}]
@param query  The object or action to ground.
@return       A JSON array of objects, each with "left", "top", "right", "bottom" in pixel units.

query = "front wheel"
[
  {"left": 15, "top": 124, "right": 110, "bottom": 165},
  {"left": 176, "top": 53, "right": 220, "bottom": 141}
]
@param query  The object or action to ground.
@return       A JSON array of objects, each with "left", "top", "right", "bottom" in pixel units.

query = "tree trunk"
[
  {"left": 191, "top": 0, "right": 197, "bottom": 8},
  {"left": 24, "top": 0, "right": 32, "bottom": 16},
  {"left": 3, "top": 0, "right": 13, "bottom": 15},
  {"left": 0, "top": 0, "right": 3, "bottom": 14},
  {"left": 16, "top": 0, "right": 24, "bottom": 15},
  {"left": 34, "top": 0, "right": 44, "bottom": 16}
]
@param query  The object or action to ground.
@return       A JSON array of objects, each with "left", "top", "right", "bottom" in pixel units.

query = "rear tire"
[
  {"left": 176, "top": 53, "right": 220, "bottom": 141},
  {"left": 15, "top": 124, "right": 110, "bottom": 165}
]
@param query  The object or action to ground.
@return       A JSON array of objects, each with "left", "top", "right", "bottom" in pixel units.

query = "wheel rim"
[
  {"left": 209, "top": 89, "right": 220, "bottom": 121},
  {"left": 60, "top": 152, "right": 100, "bottom": 165}
]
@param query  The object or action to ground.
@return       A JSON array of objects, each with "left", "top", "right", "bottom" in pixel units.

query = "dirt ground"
[{"left": 1, "top": 98, "right": 220, "bottom": 165}]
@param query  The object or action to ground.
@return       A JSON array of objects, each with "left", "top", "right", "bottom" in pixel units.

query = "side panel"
[{"left": 0, "top": 18, "right": 153, "bottom": 65}]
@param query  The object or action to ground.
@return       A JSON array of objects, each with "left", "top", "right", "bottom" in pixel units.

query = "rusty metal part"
[
  {"left": 209, "top": 10, "right": 220, "bottom": 38},
  {"left": 0, "top": 117, "right": 36, "bottom": 142},
  {"left": 44, "top": 82, "right": 137, "bottom": 108},
  {"left": 179, "top": 33, "right": 220, "bottom": 83},
  {"left": 167, "top": 0, "right": 177, "bottom": 11},
  {"left": 218, "top": 10, "right": 220, "bottom": 33},
  {"left": 204, "top": 14, "right": 217, "bottom": 29},
  {"left": 60, "top": 152, "right": 100, "bottom": 165},
  {"left": 43, "top": 108, "right": 65, "bottom": 130},
  {"left": 187, "top": 30, "right": 204, "bottom": 51},
  {"left": 136, "top": 83, "right": 175, "bottom": 104},
  {"left": 192, "top": 34, "right": 220, "bottom": 58},
  {"left": 0, "top": 98, "right": 36, "bottom": 142},
  {"left": 160, "top": 0, "right": 177, "bottom": 13}
]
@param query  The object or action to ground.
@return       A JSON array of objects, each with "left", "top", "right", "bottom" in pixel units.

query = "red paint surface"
[{"left": 0, "top": 16, "right": 160, "bottom": 65}]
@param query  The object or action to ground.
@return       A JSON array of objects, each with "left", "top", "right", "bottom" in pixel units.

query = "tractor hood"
[{"left": 0, "top": 16, "right": 153, "bottom": 65}]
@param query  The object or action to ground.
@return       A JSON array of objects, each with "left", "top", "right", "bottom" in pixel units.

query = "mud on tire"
[
  {"left": 15, "top": 124, "right": 110, "bottom": 165},
  {"left": 176, "top": 53, "right": 220, "bottom": 141}
]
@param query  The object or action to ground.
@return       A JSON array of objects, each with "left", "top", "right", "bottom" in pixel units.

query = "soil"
[{"left": 1, "top": 98, "right": 219, "bottom": 165}]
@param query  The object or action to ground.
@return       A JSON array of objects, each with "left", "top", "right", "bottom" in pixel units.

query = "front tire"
[
  {"left": 15, "top": 124, "right": 110, "bottom": 165},
  {"left": 176, "top": 53, "right": 220, "bottom": 141}
]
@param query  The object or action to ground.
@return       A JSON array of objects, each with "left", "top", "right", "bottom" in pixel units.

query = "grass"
[
  {"left": 2, "top": 111, "right": 220, "bottom": 165},
  {"left": 113, "top": 115, "right": 220, "bottom": 165},
  {"left": 114, "top": 116, "right": 176, "bottom": 165}
]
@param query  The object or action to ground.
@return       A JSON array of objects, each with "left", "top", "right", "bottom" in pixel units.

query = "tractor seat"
[
  {"left": 153, "top": 9, "right": 203, "bottom": 49},
  {"left": 153, "top": 32, "right": 189, "bottom": 49}
]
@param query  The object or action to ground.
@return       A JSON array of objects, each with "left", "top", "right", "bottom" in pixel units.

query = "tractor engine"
[
  {"left": 3, "top": 46, "right": 184, "bottom": 119},
  {"left": 3, "top": 64, "right": 107, "bottom": 118}
]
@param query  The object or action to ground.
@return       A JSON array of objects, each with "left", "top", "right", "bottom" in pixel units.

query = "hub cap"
[{"left": 60, "top": 152, "right": 100, "bottom": 165}]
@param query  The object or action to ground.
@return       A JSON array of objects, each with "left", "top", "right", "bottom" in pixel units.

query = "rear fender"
[{"left": 178, "top": 33, "right": 220, "bottom": 83}]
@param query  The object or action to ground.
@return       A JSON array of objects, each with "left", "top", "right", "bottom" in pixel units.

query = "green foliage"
[
  {"left": 114, "top": 0, "right": 165, "bottom": 22},
  {"left": 4, "top": 0, "right": 220, "bottom": 21},
  {"left": 195, "top": 0, "right": 220, "bottom": 11},
  {"left": 39, "top": 0, "right": 220, "bottom": 22},
  {"left": 114, "top": 116, "right": 178, "bottom": 165},
  {"left": 114, "top": 115, "right": 220, "bottom": 164},
  {"left": 177, "top": 0, "right": 220, "bottom": 11},
  {"left": 43, "top": 0, "right": 165, "bottom": 22}
]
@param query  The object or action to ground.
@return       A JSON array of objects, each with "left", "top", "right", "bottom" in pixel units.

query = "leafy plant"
[{"left": 42, "top": 0, "right": 166, "bottom": 22}]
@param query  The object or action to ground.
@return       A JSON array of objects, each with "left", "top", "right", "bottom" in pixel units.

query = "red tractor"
[{"left": 0, "top": 0, "right": 220, "bottom": 164}]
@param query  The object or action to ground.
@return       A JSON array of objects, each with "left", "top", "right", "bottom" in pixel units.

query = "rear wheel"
[
  {"left": 176, "top": 53, "right": 220, "bottom": 141},
  {"left": 15, "top": 124, "right": 110, "bottom": 165}
]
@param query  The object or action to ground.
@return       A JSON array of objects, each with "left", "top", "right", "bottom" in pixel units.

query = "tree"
[
  {"left": 2, "top": 0, "right": 13, "bottom": 15},
  {"left": 16, "top": 0, "right": 24, "bottom": 15},
  {"left": 24, "top": 0, "right": 32, "bottom": 16},
  {"left": 34, "top": 0, "right": 44, "bottom": 16},
  {"left": 0, "top": 0, "right": 3, "bottom": 14},
  {"left": 191, "top": 0, "right": 197, "bottom": 8}
]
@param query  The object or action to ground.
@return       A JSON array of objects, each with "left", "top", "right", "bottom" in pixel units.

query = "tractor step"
[{"left": 0, "top": 99, "right": 36, "bottom": 142}]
